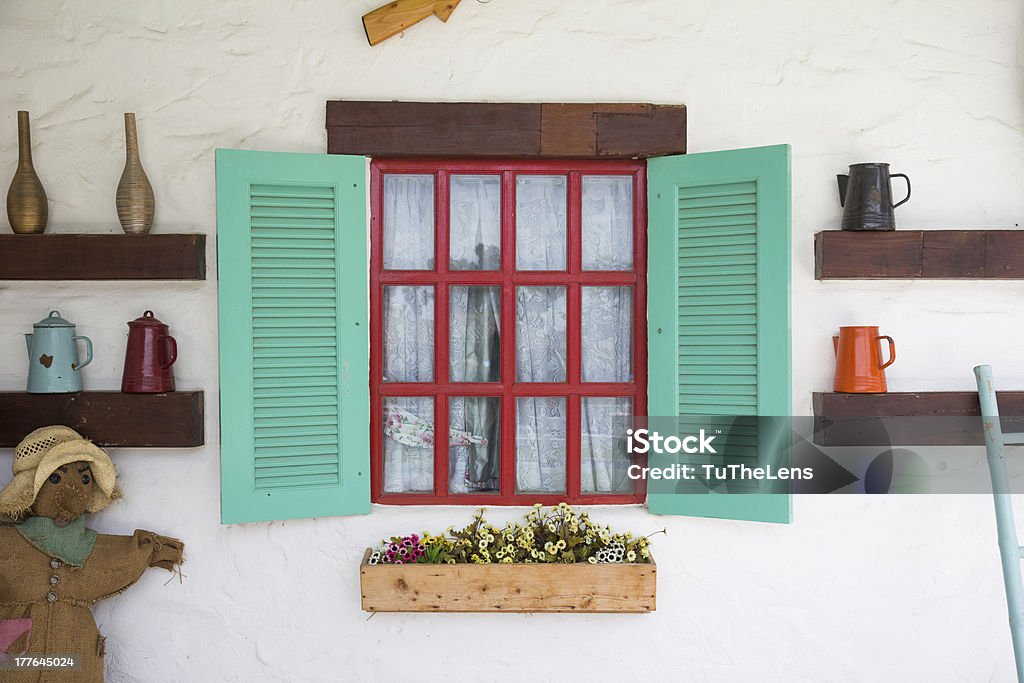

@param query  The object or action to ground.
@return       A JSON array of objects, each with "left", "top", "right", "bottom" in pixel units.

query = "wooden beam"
[
  {"left": 812, "top": 391, "right": 1024, "bottom": 446},
  {"left": 0, "top": 234, "right": 206, "bottom": 280},
  {"left": 326, "top": 101, "right": 686, "bottom": 159},
  {"left": 815, "top": 230, "right": 1024, "bottom": 280},
  {"left": 362, "top": 0, "right": 462, "bottom": 47},
  {"left": 0, "top": 391, "right": 205, "bottom": 448},
  {"left": 327, "top": 101, "right": 541, "bottom": 157}
]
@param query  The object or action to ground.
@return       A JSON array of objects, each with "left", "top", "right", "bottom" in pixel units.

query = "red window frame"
[{"left": 369, "top": 158, "right": 647, "bottom": 505}]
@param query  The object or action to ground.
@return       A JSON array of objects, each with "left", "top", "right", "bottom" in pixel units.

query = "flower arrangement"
[{"left": 367, "top": 503, "right": 663, "bottom": 566}]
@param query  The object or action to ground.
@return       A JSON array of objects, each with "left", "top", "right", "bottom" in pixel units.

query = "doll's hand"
[{"left": 137, "top": 531, "right": 185, "bottom": 570}]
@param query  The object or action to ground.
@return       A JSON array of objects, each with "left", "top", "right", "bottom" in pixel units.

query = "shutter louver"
[
  {"left": 250, "top": 184, "right": 341, "bottom": 490},
  {"left": 677, "top": 181, "right": 758, "bottom": 417}
]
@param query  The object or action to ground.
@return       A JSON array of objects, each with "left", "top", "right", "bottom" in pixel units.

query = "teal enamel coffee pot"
[{"left": 25, "top": 310, "right": 93, "bottom": 393}]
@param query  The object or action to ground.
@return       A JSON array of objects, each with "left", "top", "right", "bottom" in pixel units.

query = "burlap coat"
[{"left": 0, "top": 522, "right": 182, "bottom": 682}]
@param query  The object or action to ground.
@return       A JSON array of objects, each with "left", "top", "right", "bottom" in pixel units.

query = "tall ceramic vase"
[
  {"left": 115, "top": 113, "right": 155, "bottom": 235},
  {"left": 6, "top": 111, "right": 48, "bottom": 234}
]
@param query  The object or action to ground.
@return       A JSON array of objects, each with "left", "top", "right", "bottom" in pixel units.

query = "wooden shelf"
[
  {"left": 0, "top": 391, "right": 204, "bottom": 448},
  {"left": 814, "top": 230, "right": 1024, "bottom": 279},
  {"left": 0, "top": 234, "right": 206, "bottom": 280},
  {"left": 812, "top": 391, "right": 1024, "bottom": 446}
]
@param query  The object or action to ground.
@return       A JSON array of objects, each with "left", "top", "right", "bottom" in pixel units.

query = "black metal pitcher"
[{"left": 837, "top": 163, "right": 911, "bottom": 231}]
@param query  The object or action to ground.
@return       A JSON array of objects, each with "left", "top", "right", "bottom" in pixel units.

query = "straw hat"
[{"left": 0, "top": 425, "right": 121, "bottom": 519}]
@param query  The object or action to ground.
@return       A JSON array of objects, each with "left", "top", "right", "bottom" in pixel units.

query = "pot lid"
[
  {"left": 33, "top": 310, "right": 75, "bottom": 328},
  {"left": 128, "top": 310, "right": 166, "bottom": 326}
]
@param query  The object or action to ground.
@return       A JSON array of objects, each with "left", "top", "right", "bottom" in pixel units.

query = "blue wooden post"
[{"left": 975, "top": 364, "right": 1024, "bottom": 682}]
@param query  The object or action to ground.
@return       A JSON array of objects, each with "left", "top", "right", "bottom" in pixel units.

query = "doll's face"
[{"left": 32, "top": 461, "right": 95, "bottom": 527}]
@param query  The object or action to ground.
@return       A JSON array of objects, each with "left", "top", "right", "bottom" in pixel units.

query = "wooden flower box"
[{"left": 359, "top": 549, "right": 656, "bottom": 613}]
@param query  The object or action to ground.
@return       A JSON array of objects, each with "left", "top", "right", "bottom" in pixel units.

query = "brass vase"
[
  {"left": 115, "top": 112, "right": 155, "bottom": 235},
  {"left": 6, "top": 111, "right": 48, "bottom": 234}
]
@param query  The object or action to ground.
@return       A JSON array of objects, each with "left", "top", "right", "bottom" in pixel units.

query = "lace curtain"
[{"left": 382, "top": 174, "right": 634, "bottom": 495}]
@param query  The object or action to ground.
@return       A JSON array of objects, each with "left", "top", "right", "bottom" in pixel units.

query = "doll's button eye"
[
  {"left": 81, "top": 475, "right": 90, "bottom": 485},
  {"left": 49, "top": 473, "right": 61, "bottom": 484}
]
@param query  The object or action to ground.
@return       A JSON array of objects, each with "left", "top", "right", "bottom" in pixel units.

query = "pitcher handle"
[
  {"left": 73, "top": 336, "right": 93, "bottom": 371},
  {"left": 877, "top": 335, "right": 896, "bottom": 370},
  {"left": 891, "top": 173, "right": 911, "bottom": 209},
  {"left": 159, "top": 335, "right": 178, "bottom": 369}
]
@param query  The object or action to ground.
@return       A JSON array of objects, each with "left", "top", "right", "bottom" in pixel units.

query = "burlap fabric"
[{"left": 0, "top": 525, "right": 183, "bottom": 682}]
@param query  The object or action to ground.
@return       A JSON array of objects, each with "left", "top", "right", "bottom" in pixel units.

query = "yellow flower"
[
  {"left": 627, "top": 550, "right": 637, "bottom": 562},
  {"left": 501, "top": 557, "right": 513, "bottom": 563},
  {"left": 588, "top": 556, "right": 598, "bottom": 564}
]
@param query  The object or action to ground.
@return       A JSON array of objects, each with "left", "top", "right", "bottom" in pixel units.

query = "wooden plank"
[
  {"left": 362, "top": 0, "right": 462, "bottom": 47},
  {"left": 816, "top": 230, "right": 1024, "bottom": 280},
  {"left": 812, "top": 391, "right": 1024, "bottom": 446},
  {"left": 814, "top": 231, "right": 922, "bottom": 279},
  {"left": 539, "top": 104, "right": 597, "bottom": 157},
  {"left": 0, "top": 391, "right": 204, "bottom": 448},
  {"left": 360, "top": 551, "right": 656, "bottom": 612},
  {"left": 922, "top": 230, "right": 986, "bottom": 278},
  {"left": 326, "top": 101, "right": 686, "bottom": 159},
  {"left": 596, "top": 105, "right": 686, "bottom": 157},
  {"left": 327, "top": 101, "right": 541, "bottom": 157},
  {"left": 0, "top": 234, "right": 206, "bottom": 280},
  {"left": 986, "top": 232, "right": 1024, "bottom": 278}
]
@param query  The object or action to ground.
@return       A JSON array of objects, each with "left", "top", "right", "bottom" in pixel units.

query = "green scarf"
[{"left": 16, "top": 516, "right": 97, "bottom": 567}]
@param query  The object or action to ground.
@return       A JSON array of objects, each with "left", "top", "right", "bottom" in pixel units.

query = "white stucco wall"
[{"left": 2, "top": 1, "right": 1023, "bottom": 680}]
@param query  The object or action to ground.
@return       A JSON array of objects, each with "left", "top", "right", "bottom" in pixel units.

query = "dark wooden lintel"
[{"left": 326, "top": 101, "right": 686, "bottom": 159}]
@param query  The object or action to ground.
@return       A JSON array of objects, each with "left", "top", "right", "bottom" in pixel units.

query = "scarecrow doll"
[{"left": 0, "top": 426, "right": 183, "bottom": 681}]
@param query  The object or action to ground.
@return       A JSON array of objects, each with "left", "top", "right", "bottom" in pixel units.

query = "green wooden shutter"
[
  {"left": 647, "top": 145, "right": 792, "bottom": 524},
  {"left": 216, "top": 149, "right": 370, "bottom": 524}
]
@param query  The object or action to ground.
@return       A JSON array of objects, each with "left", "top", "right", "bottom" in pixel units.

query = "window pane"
[
  {"left": 581, "top": 397, "right": 633, "bottom": 494},
  {"left": 384, "top": 174, "right": 434, "bottom": 270},
  {"left": 582, "top": 286, "right": 633, "bottom": 382},
  {"left": 450, "top": 175, "right": 501, "bottom": 270},
  {"left": 515, "top": 286, "right": 566, "bottom": 382},
  {"left": 582, "top": 176, "right": 633, "bottom": 270},
  {"left": 450, "top": 286, "right": 501, "bottom": 382},
  {"left": 516, "top": 397, "right": 566, "bottom": 494},
  {"left": 449, "top": 397, "right": 500, "bottom": 494},
  {"left": 383, "top": 286, "right": 434, "bottom": 382},
  {"left": 383, "top": 397, "right": 435, "bottom": 493},
  {"left": 516, "top": 175, "right": 566, "bottom": 270}
]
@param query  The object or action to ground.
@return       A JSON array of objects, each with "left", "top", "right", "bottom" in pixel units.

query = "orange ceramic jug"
[{"left": 832, "top": 326, "right": 896, "bottom": 393}]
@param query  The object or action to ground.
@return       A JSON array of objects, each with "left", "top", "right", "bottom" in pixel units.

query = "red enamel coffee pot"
[{"left": 122, "top": 310, "right": 177, "bottom": 393}]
